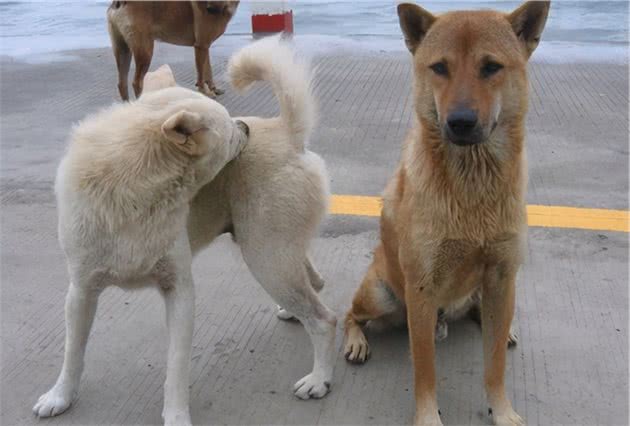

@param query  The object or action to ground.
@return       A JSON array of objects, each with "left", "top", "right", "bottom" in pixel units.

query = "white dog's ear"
[
  {"left": 143, "top": 64, "right": 177, "bottom": 94},
  {"left": 508, "top": 1, "right": 550, "bottom": 58},
  {"left": 161, "top": 111, "right": 207, "bottom": 155}
]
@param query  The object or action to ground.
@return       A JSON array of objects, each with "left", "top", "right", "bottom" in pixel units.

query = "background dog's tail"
[{"left": 228, "top": 35, "right": 315, "bottom": 151}]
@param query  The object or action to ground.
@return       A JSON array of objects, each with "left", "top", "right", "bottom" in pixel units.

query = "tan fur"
[
  {"left": 107, "top": 1, "right": 239, "bottom": 100},
  {"left": 344, "top": 2, "right": 550, "bottom": 425}
]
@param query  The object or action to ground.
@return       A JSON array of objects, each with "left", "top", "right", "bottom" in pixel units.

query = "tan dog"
[
  {"left": 107, "top": 1, "right": 239, "bottom": 100},
  {"left": 343, "top": 2, "right": 550, "bottom": 425}
]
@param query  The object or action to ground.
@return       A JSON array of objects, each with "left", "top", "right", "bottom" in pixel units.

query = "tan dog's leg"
[
  {"left": 194, "top": 46, "right": 216, "bottom": 98},
  {"left": 109, "top": 25, "right": 131, "bottom": 101},
  {"left": 482, "top": 263, "right": 523, "bottom": 426},
  {"left": 344, "top": 259, "right": 403, "bottom": 364},
  {"left": 130, "top": 40, "right": 153, "bottom": 99},
  {"left": 204, "top": 49, "right": 224, "bottom": 96},
  {"left": 406, "top": 286, "right": 442, "bottom": 426},
  {"left": 469, "top": 297, "right": 519, "bottom": 347}
]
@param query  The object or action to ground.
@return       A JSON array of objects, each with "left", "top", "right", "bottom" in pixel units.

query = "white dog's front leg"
[
  {"left": 159, "top": 246, "right": 195, "bottom": 426},
  {"left": 33, "top": 280, "right": 100, "bottom": 417}
]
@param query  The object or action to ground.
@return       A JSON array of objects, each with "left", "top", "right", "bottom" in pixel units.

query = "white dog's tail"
[{"left": 228, "top": 36, "right": 315, "bottom": 151}]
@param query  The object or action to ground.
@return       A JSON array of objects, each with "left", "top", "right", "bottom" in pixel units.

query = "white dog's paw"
[
  {"left": 491, "top": 407, "right": 525, "bottom": 426},
  {"left": 276, "top": 305, "right": 297, "bottom": 321},
  {"left": 32, "top": 386, "right": 74, "bottom": 417},
  {"left": 293, "top": 373, "right": 331, "bottom": 400},
  {"left": 163, "top": 409, "right": 192, "bottom": 426}
]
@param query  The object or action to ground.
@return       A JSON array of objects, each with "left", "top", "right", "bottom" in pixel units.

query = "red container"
[{"left": 251, "top": 10, "right": 293, "bottom": 34}]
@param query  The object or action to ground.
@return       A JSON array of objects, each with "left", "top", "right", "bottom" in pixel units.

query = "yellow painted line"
[{"left": 329, "top": 195, "right": 629, "bottom": 233}]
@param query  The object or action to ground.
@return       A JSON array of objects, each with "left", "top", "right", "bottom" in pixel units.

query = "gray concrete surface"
[{"left": 1, "top": 43, "right": 628, "bottom": 425}]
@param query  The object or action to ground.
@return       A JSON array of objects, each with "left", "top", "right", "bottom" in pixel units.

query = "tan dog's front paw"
[
  {"left": 344, "top": 332, "right": 370, "bottom": 364},
  {"left": 414, "top": 409, "right": 443, "bottom": 426},
  {"left": 491, "top": 407, "right": 525, "bottom": 426}
]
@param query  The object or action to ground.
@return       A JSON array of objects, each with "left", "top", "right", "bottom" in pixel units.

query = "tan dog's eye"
[
  {"left": 429, "top": 61, "right": 448, "bottom": 77},
  {"left": 480, "top": 61, "right": 504, "bottom": 79}
]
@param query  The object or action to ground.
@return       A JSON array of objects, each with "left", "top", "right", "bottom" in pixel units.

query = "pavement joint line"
[{"left": 329, "top": 195, "right": 629, "bottom": 233}]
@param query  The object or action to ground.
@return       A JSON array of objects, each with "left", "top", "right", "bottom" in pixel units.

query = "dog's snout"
[
  {"left": 445, "top": 109, "right": 481, "bottom": 145},
  {"left": 447, "top": 109, "right": 478, "bottom": 135}
]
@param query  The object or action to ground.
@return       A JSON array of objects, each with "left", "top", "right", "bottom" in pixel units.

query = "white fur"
[
  {"left": 228, "top": 35, "right": 316, "bottom": 149},
  {"left": 33, "top": 81, "right": 247, "bottom": 425},
  {"left": 189, "top": 36, "right": 337, "bottom": 401}
]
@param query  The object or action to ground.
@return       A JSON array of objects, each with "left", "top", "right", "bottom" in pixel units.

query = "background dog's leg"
[
  {"left": 241, "top": 247, "right": 336, "bottom": 400},
  {"left": 482, "top": 263, "right": 523, "bottom": 426},
  {"left": 406, "top": 288, "right": 442, "bottom": 426},
  {"left": 195, "top": 46, "right": 215, "bottom": 98},
  {"left": 33, "top": 279, "right": 101, "bottom": 417},
  {"left": 131, "top": 40, "right": 153, "bottom": 99},
  {"left": 344, "top": 260, "right": 402, "bottom": 364},
  {"left": 277, "top": 256, "right": 325, "bottom": 320},
  {"left": 204, "top": 48, "right": 223, "bottom": 96},
  {"left": 159, "top": 243, "right": 194, "bottom": 426},
  {"left": 108, "top": 24, "right": 131, "bottom": 101}
]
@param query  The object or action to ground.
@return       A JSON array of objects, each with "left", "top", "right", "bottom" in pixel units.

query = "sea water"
[{"left": 0, "top": 1, "right": 627, "bottom": 63}]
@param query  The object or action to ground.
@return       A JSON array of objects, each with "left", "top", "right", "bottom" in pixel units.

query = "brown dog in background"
[
  {"left": 107, "top": 1, "right": 239, "bottom": 100},
  {"left": 343, "top": 2, "right": 550, "bottom": 425}
]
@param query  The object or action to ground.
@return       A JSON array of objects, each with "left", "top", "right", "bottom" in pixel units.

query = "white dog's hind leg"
[
  {"left": 158, "top": 239, "right": 195, "bottom": 426},
  {"left": 277, "top": 256, "right": 325, "bottom": 321},
  {"left": 305, "top": 255, "right": 325, "bottom": 292},
  {"left": 242, "top": 247, "right": 336, "bottom": 400},
  {"left": 33, "top": 280, "right": 101, "bottom": 417}
]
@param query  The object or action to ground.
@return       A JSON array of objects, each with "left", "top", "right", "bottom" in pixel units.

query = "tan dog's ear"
[
  {"left": 508, "top": 1, "right": 551, "bottom": 58},
  {"left": 397, "top": 3, "right": 436, "bottom": 54},
  {"left": 161, "top": 111, "right": 207, "bottom": 155},
  {"left": 143, "top": 64, "right": 177, "bottom": 94}
]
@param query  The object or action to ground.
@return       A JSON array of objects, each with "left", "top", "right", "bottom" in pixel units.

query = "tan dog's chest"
[
  {"left": 383, "top": 161, "right": 526, "bottom": 306},
  {"left": 410, "top": 234, "right": 522, "bottom": 306}
]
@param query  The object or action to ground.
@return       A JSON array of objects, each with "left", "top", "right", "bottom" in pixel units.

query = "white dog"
[
  {"left": 34, "top": 37, "right": 336, "bottom": 425},
  {"left": 32, "top": 69, "right": 249, "bottom": 425}
]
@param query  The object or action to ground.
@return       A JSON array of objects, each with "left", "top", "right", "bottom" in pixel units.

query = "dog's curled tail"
[{"left": 228, "top": 35, "right": 315, "bottom": 151}]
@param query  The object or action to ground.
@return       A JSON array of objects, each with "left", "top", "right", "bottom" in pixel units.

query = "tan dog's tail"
[{"left": 228, "top": 35, "right": 315, "bottom": 151}]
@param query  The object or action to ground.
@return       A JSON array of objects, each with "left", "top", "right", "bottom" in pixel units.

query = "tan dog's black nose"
[{"left": 446, "top": 109, "right": 480, "bottom": 145}]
